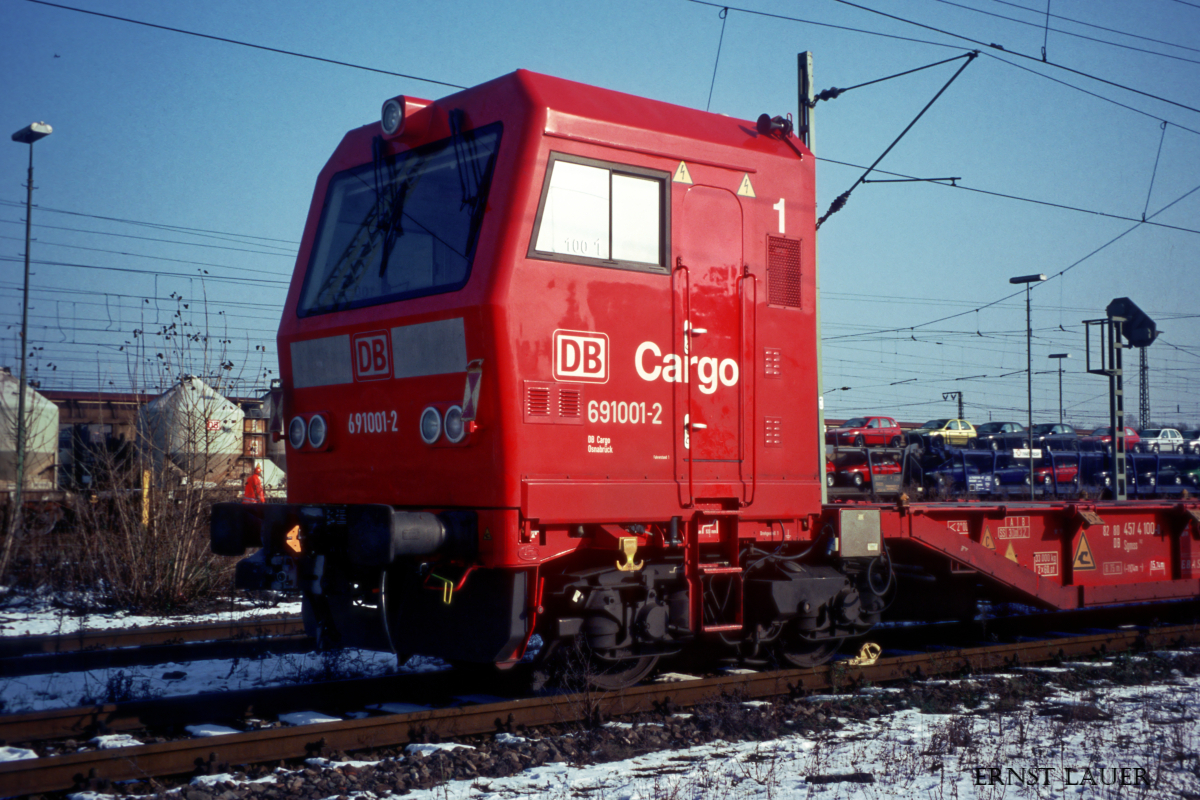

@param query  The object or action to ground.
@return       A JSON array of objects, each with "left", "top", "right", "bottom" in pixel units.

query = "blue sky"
[{"left": 3, "top": 0, "right": 1199, "bottom": 427}]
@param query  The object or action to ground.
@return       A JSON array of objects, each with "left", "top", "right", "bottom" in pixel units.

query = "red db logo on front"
[
  {"left": 352, "top": 331, "right": 391, "bottom": 381},
  {"left": 553, "top": 330, "right": 608, "bottom": 383}
]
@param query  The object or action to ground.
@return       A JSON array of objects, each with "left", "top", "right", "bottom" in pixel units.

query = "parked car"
[
  {"left": 1139, "top": 428, "right": 1186, "bottom": 453},
  {"left": 825, "top": 416, "right": 904, "bottom": 447},
  {"left": 1081, "top": 425, "right": 1140, "bottom": 453},
  {"left": 989, "top": 458, "right": 1033, "bottom": 491},
  {"left": 1182, "top": 430, "right": 1200, "bottom": 454},
  {"left": 971, "top": 422, "right": 1026, "bottom": 450},
  {"left": 1095, "top": 458, "right": 1163, "bottom": 493},
  {"left": 1184, "top": 463, "right": 1200, "bottom": 488},
  {"left": 835, "top": 455, "right": 902, "bottom": 488},
  {"left": 924, "top": 457, "right": 992, "bottom": 493},
  {"left": 1034, "top": 461, "right": 1079, "bottom": 487},
  {"left": 910, "top": 419, "right": 977, "bottom": 448},
  {"left": 1029, "top": 423, "right": 1079, "bottom": 451}
]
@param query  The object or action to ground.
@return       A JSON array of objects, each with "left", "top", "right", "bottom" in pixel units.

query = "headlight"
[
  {"left": 307, "top": 414, "right": 328, "bottom": 448},
  {"left": 444, "top": 405, "right": 465, "bottom": 443},
  {"left": 288, "top": 416, "right": 307, "bottom": 450},
  {"left": 381, "top": 96, "right": 406, "bottom": 136},
  {"left": 420, "top": 406, "right": 442, "bottom": 444}
]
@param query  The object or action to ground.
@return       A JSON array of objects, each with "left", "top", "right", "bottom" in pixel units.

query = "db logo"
[
  {"left": 352, "top": 331, "right": 391, "bottom": 381},
  {"left": 553, "top": 329, "right": 608, "bottom": 383}
]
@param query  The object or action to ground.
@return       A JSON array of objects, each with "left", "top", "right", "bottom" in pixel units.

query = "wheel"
[
  {"left": 536, "top": 635, "right": 660, "bottom": 691},
  {"left": 991, "top": 439, "right": 1001, "bottom": 451},
  {"left": 586, "top": 655, "right": 660, "bottom": 690},
  {"left": 889, "top": 436, "right": 901, "bottom": 447},
  {"left": 780, "top": 632, "right": 844, "bottom": 668},
  {"left": 826, "top": 472, "right": 836, "bottom": 488},
  {"left": 853, "top": 435, "right": 865, "bottom": 447},
  {"left": 1151, "top": 444, "right": 1159, "bottom": 454},
  {"left": 932, "top": 435, "right": 944, "bottom": 448},
  {"left": 852, "top": 472, "right": 865, "bottom": 488}
]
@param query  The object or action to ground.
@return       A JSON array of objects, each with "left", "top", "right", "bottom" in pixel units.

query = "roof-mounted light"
[{"left": 381, "top": 96, "right": 406, "bottom": 137}]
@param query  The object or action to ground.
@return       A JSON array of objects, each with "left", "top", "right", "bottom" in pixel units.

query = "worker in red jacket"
[{"left": 243, "top": 463, "right": 266, "bottom": 503}]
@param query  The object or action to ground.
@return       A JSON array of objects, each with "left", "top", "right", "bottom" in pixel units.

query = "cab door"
[{"left": 674, "top": 185, "right": 744, "bottom": 503}]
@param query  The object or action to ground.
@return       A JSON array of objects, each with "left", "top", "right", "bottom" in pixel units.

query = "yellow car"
[{"left": 912, "top": 418, "right": 977, "bottom": 448}]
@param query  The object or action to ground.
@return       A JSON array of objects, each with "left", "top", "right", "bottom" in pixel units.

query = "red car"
[
  {"left": 1034, "top": 462, "right": 1079, "bottom": 486},
  {"left": 1081, "top": 426, "right": 1140, "bottom": 453},
  {"left": 833, "top": 455, "right": 902, "bottom": 488},
  {"left": 825, "top": 416, "right": 903, "bottom": 447}
]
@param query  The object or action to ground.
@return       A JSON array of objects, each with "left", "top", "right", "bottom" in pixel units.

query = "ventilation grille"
[
  {"left": 526, "top": 385, "right": 551, "bottom": 417},
  {"left": 524, "top": 381, "right": 583, "bottom": 425},
  {"left": 767, "top": 236, "right": 802, "bottom": 308},
  {"left": 764, "top": 417, "right": 783, "bottom": 447},
  {"left": 559, "top": 387, "right": 581, "bottom": 419},
  {"left": 764, "top": 348, "right": 783, "bottom": 377}
]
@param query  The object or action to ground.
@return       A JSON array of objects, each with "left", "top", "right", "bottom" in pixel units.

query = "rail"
[{"left": 3, "top": 622, "right": 1197, "bottom": 796}]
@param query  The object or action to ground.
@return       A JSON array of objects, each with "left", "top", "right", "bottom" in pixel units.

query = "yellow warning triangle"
[
  {"left": 674, "top": 162, "right": 693, "bottom": 185},
  {"left": 1072, "top": 531, "right": 1096, "bottom": 571},
  {"left": 737, "top": 174, "right": 756, "bottom": 197},
  {"left": 981, "top": 526, "right": 995, "bottom": 550},
  {"left": 1004, "top": 542, "right": 1018, "bottom": 563}
]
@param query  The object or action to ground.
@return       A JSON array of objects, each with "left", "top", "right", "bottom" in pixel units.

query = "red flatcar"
[{"left": 214, "top": 70, "right": 1200, "bottom": 687}]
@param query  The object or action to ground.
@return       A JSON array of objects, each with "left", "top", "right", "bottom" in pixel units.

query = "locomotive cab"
[{"left": 213, "top": 70, "right": 891, "bottom": 684}]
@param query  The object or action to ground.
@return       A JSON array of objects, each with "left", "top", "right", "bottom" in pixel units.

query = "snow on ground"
[
  {"left": 0, "top": 591, "right": 303, "bottom": 637},
  {"left": 0, "top": 646, "right": 445, "bottom": 714},
  {"left": 172, "top": 668, "right": 1200, "bottom": 800}
]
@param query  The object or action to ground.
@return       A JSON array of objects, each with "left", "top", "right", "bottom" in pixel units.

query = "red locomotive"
[{"left": 214, "top": 70, "right": 1200, "bottom": 687}]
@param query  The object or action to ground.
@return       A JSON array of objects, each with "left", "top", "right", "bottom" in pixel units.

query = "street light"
[
  {"left": 1010, "top": 273, "right": 1046, "bottom": 493},
  {"left": 1048, "top": 353, "right": 1070, "bottom": 423},
  {"left": 10, "top": 122, "right": 52, "bottom": 538}
]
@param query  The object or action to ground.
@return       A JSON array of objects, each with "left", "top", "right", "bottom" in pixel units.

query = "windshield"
[
  {"left": 298, "top": 122, "right": 502, "bottom": 316},
  {"left": 976, "top": 423, "right": 1002, "bottom": 433},
  {"left": 920, "top": 419, "right": 948, "bottom": 429},
  {"left": 1093, "top": 427, "right": 1112, "bottom": 436},
  {"left": 1143, "top": 429, "right": 1162, "bottom": 437},
  {"left": 841, "top": 418, "right": 867, "bottom": 428},
  {"left": 1031, "top": 424, "right": 1056, "bottom": 434}
]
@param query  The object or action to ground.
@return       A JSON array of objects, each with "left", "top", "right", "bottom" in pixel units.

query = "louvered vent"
[
  {"left": 764, "top": 417, "right": 783, "bottom": 447},
  {"left": 523, "top": 381, "right": 583, "bottom": 425},
  {"left": 767, "top": 236, "right": 802, "bottom": 308},
  {"left": 527, "top": 385, "right": 551, "bottom": 416},
  {"left": 764, "top": 348, "right": 783, "bottom": 377},
  {"left": 559, "top": 387, "right": 582, "bottom": 419}
]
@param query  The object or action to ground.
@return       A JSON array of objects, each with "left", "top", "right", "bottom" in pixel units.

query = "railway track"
[
  {"left": 0, "top": 616, "right": 309, "bottom": 678},
  {"left": 2, "top": 620, "right": 1197, "bottom": 796}
]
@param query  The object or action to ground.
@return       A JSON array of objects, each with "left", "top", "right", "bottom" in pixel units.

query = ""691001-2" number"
[
  {"left": 348, "top": 410, "right": 397, "bottom": 434},
  {"left": 587, "top": 400, "right": 662, "bottom": 425}
]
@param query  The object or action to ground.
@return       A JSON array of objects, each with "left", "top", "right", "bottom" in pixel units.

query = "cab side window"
[{"left": 530, "top": 154, "right": 670, "bottom": 274}]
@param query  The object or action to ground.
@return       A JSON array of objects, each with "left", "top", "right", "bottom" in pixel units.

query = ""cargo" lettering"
[{"left": 634, "top": 341, "right": 738, "bottom": 395}]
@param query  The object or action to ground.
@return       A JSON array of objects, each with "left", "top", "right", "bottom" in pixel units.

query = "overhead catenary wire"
[
  {"left": 0, "top": 199, "right": 299, "bottom": 249},
  {"left": 685, "top": 0, "right": 1200, "bottom": 134},
  {"left": 817, "top": 52, "right": 978, "bottom": 228},
  {"left": 985, "top": 0, "right": 1200, "bottom": 55},
  {"left": 706, "top": 7, "right": 729, "bottom": 112},
  {"left": 821, "top": 0, "right": 1200, "bottom": 116},
  {"left": 816, "top": 157, "right": 1200, "bottom": 236},
  {"left": 21, "top": 0, "right": 467, "bottom": 90},
  {"left": 930, "top": 0, "right": 1200, "bottom": 66}
]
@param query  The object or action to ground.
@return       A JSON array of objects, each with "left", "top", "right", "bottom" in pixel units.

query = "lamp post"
[
  {"left": 1048, "top": 353, "right": 1070, "bottom": 423},
  {"left": 1010, "top": 273, "right": 1046, "bottom": 492},
  {"left": 9, "top": 122, "right": 52, "bottom": 538}
]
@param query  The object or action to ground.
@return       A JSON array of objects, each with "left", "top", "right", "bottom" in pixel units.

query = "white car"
[{"left": 1139, "top": 428, "right": 1185, "bottom": 453}]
